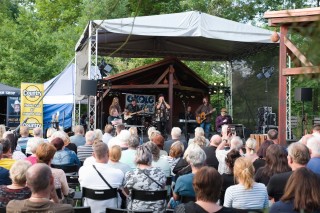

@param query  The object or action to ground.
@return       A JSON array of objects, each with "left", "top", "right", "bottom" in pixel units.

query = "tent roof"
[
  {"left": 76, "top": 11, "right": 278, "bottom": 61},
  {"left": 0, "top": 83, "right": 20, "bottom": 96}
]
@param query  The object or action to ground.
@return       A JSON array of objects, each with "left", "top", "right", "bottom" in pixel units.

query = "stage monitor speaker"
[
  {"left": 294, "top": 88, "right": 312, "bottom": 102},
  {"left": 80, "top": 80, "right": 97, "bottom": 96}
]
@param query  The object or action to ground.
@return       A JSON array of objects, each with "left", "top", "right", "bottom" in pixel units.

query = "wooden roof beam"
[
  {"left": 284, "top": 36, "right": 313, "bottom": 67},
  {"left": 154, "top": 67, "right": 170, "bottom": 85},
  {"left": 108, "top": 84, "right": 169, "bottom": 89},
  {"left": 283, "top": 66, "right": 320, "bottom": 76}
]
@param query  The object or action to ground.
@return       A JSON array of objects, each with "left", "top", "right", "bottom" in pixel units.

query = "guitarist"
[
  {"left": 215, "top": 108, "right": 232, "bottom": 134},
  {"left": 196, "top": 97, "right": 215, "bottom": 139},
  {"left": 124, "top": 98, "right": 140, "bottom": 125}
]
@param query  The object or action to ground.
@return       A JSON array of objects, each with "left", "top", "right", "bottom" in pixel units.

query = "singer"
[{"left": 155, "top": 94, "right": 170, "bottom": 138}]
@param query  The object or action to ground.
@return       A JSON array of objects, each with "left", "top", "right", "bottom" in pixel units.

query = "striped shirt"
[
  {"left": 224, "top": 182, "right": 268, "bottom": 209},
  {"left": 77, "top": 145, "right": 93, "bottom": 162}
]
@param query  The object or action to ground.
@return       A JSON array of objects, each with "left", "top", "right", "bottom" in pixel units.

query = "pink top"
[{"left": 25, "top": 156, "right": 37, "bottom": 165}]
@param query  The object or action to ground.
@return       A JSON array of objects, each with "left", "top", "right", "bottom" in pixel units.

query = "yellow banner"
[{"left": 20, "top": 83, "right": 44, "bottom": 133}]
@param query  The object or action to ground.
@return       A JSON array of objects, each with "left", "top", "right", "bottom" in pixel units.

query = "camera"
[{"left": 227, "top": 126, "right": 236, "bottom": 135}]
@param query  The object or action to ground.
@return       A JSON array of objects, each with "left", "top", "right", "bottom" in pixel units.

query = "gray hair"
[
  {"left": 128, "top": 135, "right": 140, "bottom": 148},
  {"left": 186, "top": 145, "right": 206, "bottom": 168},
  {"left": 74, "top": 125, "right": 84, "bottom": 135},
  {"left": 94, "top": 129, "right": 103, "bottom": 140},
  {"left": 194, "top": 127, "right": 205, "bottom": 137},
  {"left": 51, "top": 131, "right": 67, "bottom": 143},
  {"left": 307, "top": 136, "right": 320, "bottom": 155},
  {"left": 193, "top": 136, "right": 206, "bottom": 148},
  {"left": 145, "top": 141, "right": 160, "bottom": 161},
  {"left": 10, "top": 160, "right": 32, "bottom": 185},
  {"left": 288, "top": 142, "right": 310, "bottom": 165},
  {"left": 85, "top": 131, "right": 96, "bottom": 144},
  {"left": 135, "top": 144, "right": 152, "bottom": 166},
  {"left": 29, "top": 137, "right": 45, "bottom": 154},
  {"left": 147, "top": 127, "right": 156, "bottom": 140},
  {"left": 171, "top": 127, "right": 181, "bottom": 139},
  {"left": 230, "top": 136, "right": 243, "bottom": 150},
  {"left": 33, "top": 127, "right": 43, "bottom": 137}
]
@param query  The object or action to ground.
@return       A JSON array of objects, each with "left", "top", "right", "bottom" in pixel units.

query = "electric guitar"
[
  {"left": 196, "top": 108, "right": 216, "bottom": 124},
  {"left": 124, "top": 108, "right": 148, "bottom": 120}
]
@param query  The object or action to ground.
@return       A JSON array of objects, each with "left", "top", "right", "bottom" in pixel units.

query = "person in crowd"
[
  {"left": 220, "top": 149, "right": 241, "bottom": 205},
  {"left": 79, "top": 142, "right": 124, "bottom": 212},
  {"left": 77, "top": 130, "right": 95, "bottom": 162},
  {"left": 128, "top": 126, "right": 142, "bottom": 145},
  {"left": 254, "top": 140, "right": 274, "bottom": 172},
  {"left": 119, "top": 135, "right": 140, "bottom": 170},
  {"left": 124, "top": 98, "right": 141, "bottom": 125},
  {"left": 102, "top": 124, "right": 113, "bottom": 145},
  {"left": 0, "top": 125, "right": 6, "bottom": 139},
  {"left": 311, "top": 124, "right": 320, "bottom": 137},
  {"left": 170, "top": 144, "right": 206, "bottom": 208},
  {"left": 151, "top": 133, "right": 168, "bottom": 156},
  {"left": 188, "top": 127, "right": 209, "bottom": 147},
  {"left": 0, "top": 144, "right": 11, "bottom": 185},
  {"left": 267, "top": 142, "right": 310, "bottom": 202},
  {"left": 175, "top": 166, "right": 237, "bottom": 213},
  {"left": 80, "top": 113, "right": 88, "bottom": 133},
  {"left": 108, "top": 145, "right": 131, "bottom": 175},
  {"left": 108, "top": 129, "right": 131, "bottom": 149},
  {"left": 147, "top": 127, "right": 157, "bottom": 141},
  {"left": 224, "top": 157, "right": 268, "bottom": 210},
  {"left": 266, "top": 129, "right": 279, "bottom": 144},
  {"left": 3, "top": 132, "right": 26, "bottom": 160},
  {"left": 166, "top": 141, "right": 184, "bottom": 175},
  {"left": 155, "top": 94, "right": 170, "bottom": 138},
  {"left": 46, "top": 127, "right": 57, "bottom": 143},
  {"left": 215, "top": 108, "right": 232, "bottom": 134},
  {"left": 146, "top": 142, "right": 171, "bottom": 177},
  {"left": 109, "top": 97, "right": 122, "bottom": 116},
  {"left": 115, "top": 124, "right": 125, "bottom": 136},
  {"left": 254, "top": 144, "right": 291, "bottom": 186},
  {"left": 306, "top": 136, "right": 320, "bottom": 175},
  {"left": 269, "top": 167, "right": 320, "bottom": 213},
  {"left": 124, "top": 144, "right": 166, "bottom": 212},
  {"left": 216, "top": 134, "right": 243, "bottom": 175},
  {"left": 244, "top": 138, "right": 259, "bottom": 163},
  {"left": 51, "top": 131, "right": 77, "bottom": 154},
  {"left": 0, "top": 138, "right": 15, "bottom": 170},
  {"left": 17, "top": 126, "right": 31, "bottom": 152},
  {"left": 26, "top": 127, "right": 43, "bottom": 155},
  {"left": 51, "top": 137, "right": 80, "bottom": 167},
  {"left": 6, "top": 163, "right": 73, "bottom": 212},
  {"left": 164, "top": 127, "right": 187, "bottom": 154},
  {"left": 195, "top": 97, "right": 215, "bottom": 138},
  {"left": 70, "top": 125, "right": 86, "bottom": 147},
  {"left": 0, "top": 160, "right": 31, "bottom": 207},
  {"left": 25, "top": 137, "right": 44, "bottom": 165},
  {"left": 108, "top": 108, "right": 123, "bottom": 126},
  {"left": 191, "top": 136, "right": 207, "bottom": 149},
  {"left": 94, "top": 129, "right": 103, "bottom": 142},
  {"left": 36, "top": 143, "right": 69, "bottom": 199},
  {"left": 203, "top": 134, "right": 221, "bottom": 170}
]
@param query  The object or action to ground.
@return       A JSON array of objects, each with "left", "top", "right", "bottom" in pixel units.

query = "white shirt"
[
  {"left": 216, "top": 149, "right": 231, "bottom": 174},
  {"left": 102, "top": 133, "right": 113, "bottom": 145},
  {"left": 79, "top": 162, "right": 124, "bottom": 213}
]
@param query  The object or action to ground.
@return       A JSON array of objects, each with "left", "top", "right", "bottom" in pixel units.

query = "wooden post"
[
  {"left": 168, "top": 65, "right": 174, "bottom": 131},
  {"left": 278, "top": 25, "right": 288, "bottom": 146}
]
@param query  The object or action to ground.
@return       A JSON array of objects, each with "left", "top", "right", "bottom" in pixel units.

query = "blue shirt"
[
  {"left": 0, "top": 167, "right": 11, "bottom": 185},
  {"left": 52, "top": 148, "right": 81, "bottom": 166},
  {"left": 307, "top": 157, "right": 320, "bottom": 175},
  {"left": 174, "top": 173, "right": 195, "bottom": 197}
]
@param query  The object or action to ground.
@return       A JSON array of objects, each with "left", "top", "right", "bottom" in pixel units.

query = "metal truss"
[
  {"left": 225, "top": 61, "right": 233, "bottom": 117},
  {"left": 286, "top": 54, "right": 292, "bottom": 139}
]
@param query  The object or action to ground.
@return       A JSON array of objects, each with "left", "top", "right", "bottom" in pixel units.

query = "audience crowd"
[{"left": 1, "top": 123, "right": 320, "bottom": 213}]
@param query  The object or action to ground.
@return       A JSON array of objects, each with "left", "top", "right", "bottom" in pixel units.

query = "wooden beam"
[
  {"left": 284, "top": 37, "right": 313, "bottom": 67},
  {"left": 283, "top": 66, "right": 320, "bottom": 76},
  {"left": 264, "top": 7, "right": 320, "bottom": 19},
  {"left": 268, "top": 15, "right": 320, "bottom": 26},
  {"left": 108, "top": 84, "right": 169, "bottom": 89},
  {"left": 174, "top": 85, "right": 205, "bottom": 93},
  {"left": 154, "top": 67, "right": 170, "bottom": 85}
]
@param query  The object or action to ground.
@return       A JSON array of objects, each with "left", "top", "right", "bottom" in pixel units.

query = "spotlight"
[
  {"left": 99, "top": 59, "right": 113, "bottom": 78},
  {"left": 256, "top": 73, "right": 264, "bottom": 80},
  {"left": 220, "top": 83, "right": 224, "bottom": 86}
]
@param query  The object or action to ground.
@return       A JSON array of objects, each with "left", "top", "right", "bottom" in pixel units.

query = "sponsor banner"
[
  {"left": 20, "top": 83, "right": 44, "bottom": 132},
  {"left": 125, "top": 94, "right": 155, "bottom": 114},
  {"left": 6, "top": 96, "right": 21, "bottom": 128}
]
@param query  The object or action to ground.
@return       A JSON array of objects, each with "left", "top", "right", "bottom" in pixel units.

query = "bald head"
[
  {"left": 26, "top": 163, "right": 52, "bottom": 193},
  {"left": 210, "top": 134, "right": 222, "bottom": 146}
]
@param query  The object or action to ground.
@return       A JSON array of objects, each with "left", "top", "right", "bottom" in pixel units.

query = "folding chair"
[
  {"left": 130, "top": 189, "right": 167, "bottom": 211},
  {"left": 74, "top": 206, "right": 91, "bottom": 213},
  {"left": 51, "top": 164, "right": 79, "bottom": 174},
  {"left": 106, "top": 207, "right": 152, "bottom": 213},
  {"left": 82, "top": 187, "right": 118, "bottom": 202}
]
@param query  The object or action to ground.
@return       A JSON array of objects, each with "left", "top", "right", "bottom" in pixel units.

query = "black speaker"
[
  {"left": 295, "top": 88, "right": 312, "bottom": 102},
  {"left": 80, "top": 80, "right": 97, "bottom": 96}
]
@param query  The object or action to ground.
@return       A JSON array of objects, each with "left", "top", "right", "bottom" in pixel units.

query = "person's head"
[
  {"left": 93, "top": 142, "right": 109, "bottom": 162},
  {"left": 256, "top": 140, "right": 273, "bottom": 158},
  {"left": 152, "top": 134, "right": 165, "bottom": 150},
  {"left": 109, "top": 145, "right": 121, "bottom": 162},
  {"left": 220, "top": 108, "right": 227, "bottom": 116},
  {"left": 264, "top": 144, "right": 290, "bottom": 176},
  {"left": 117, "top": 129, "right": 131, "bottom": 147},
  {"left": 112, "top": 97, "right": 119, "bottom": 105},
  {"left": 74, "top": 125, "right": 85, "bottom": 135},
  {"left": 186, "top": 144, "right": 206, "bottom": 168},
  {"left": 135, "top": 144, "right": 152, "bottom": 166},
  {"left": 85, "top": 130, "right": 96, "bottom": 145},
  {"left": 116, "top": 124, "right": 125, "bottom": 135},
  {"left": 158, "top": 94, "right": 164, "bottom": 102},
  {"left": 12, "top": 100, "right": 20, "bottom": 113},
  {"left": 145, "top": 141, "right": 160, "bottom": 161},
  {"left": 46, "top": 127, "right": 57, "bottom": 139},
  {"left": 50, "top": 137, "right": 64, "bottom": 151},
  {"left": 26, "top": 163, "right": 53, "bottom": 194},
  {"left": 202, "top": 97, "right": 208, "bottom": 105},
  {"left": 33, "top": 127, "right": 43, "bottom": 138},
  {"left": 104, "top": 124, "right": 113, "bottom": 134},
  {"left": 194, "top": 127, "right": 205, "bottom": 137},
  {"left": 306, "top": 136, "right": 320, "bottom": 157},
  {"left": 20, "top": 126, "right": 29, "bottom": 137},
  {"left": 193, "top": 166, "right": 222, "bottom": 203},
  {"left": 245, "top": 138, "right": 257, "bottom": 154},
  {"left": 10, "top": 160, "right": 32, "bottom": 185},
  {"left": 131, "top": 98, "right": 137, "bottom": 106},
  {"left": 169, "top": 141, "right": 184, "bottom": 158},
  {"left": 129, "top": 126, "right": 138, "bottom": 136},
  {"left": 36, "top": 143, "right": 56, "bottom": 165},
  {"left": 0, "top": 138, "right": 11, "bottom": 154},
  {"left": 225, "top": 149, "right": 241, "bottom": 173},
  {"left": 281, "top": 167, "right": 320, "bottom": 212},
  {"left": 267, "top": 129, "right": 278, "bottom": 140},
  {"left": 287, "top": 142, "right": 310, "bottom": 169},
  {"left": 94, "top": 129, "right": 103, "bottom": 141},
  {"left": 230, "top": 136, "right": 243, "bottom": 151},
  {"left": 210, "top": 134, "right": 222, "bottom": 147},
  {"left": 312, "top": 125, "right": 320, "bottom": 134},
  {"left": 50, "top": 130, "right": 68, "bottom": 146},
  {"left": 193, "top": 136, "right": 206, "bottom": 148},
  {"left": 187, "top": 106, "right": 192, "bottom": 113},
  {"left": 234, "top": 157, "right": 255, "bottom": 189},
  {"left": 128, "top": 135, "right": 140, "bottom": 149},
  {"left": 28, "top": 137, "right": 44, "bottom": 154},
  {"left": 147, "top": 127, "right": 156, "bottom": 140},
  {"left": 171, "top": 127, "right": 181, "bottom": 139},
  {"left": 4, "top": 131, "right": 18, "bottom": 153}
]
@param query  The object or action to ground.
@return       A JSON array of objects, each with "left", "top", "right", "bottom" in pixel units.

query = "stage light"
[
  {"left": 256, "top": 73, "right": 264, "bottom": 79},
  {"left": 220, "top": 83, "right": 224, "bottom": 86},
  {"left": 99, "top": 59, "right": 113, "bottom": 77}
]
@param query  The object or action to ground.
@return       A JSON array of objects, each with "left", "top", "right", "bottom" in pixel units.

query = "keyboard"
[{"left": 178, "top": 119, "right": 197, "bottom": 123}]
